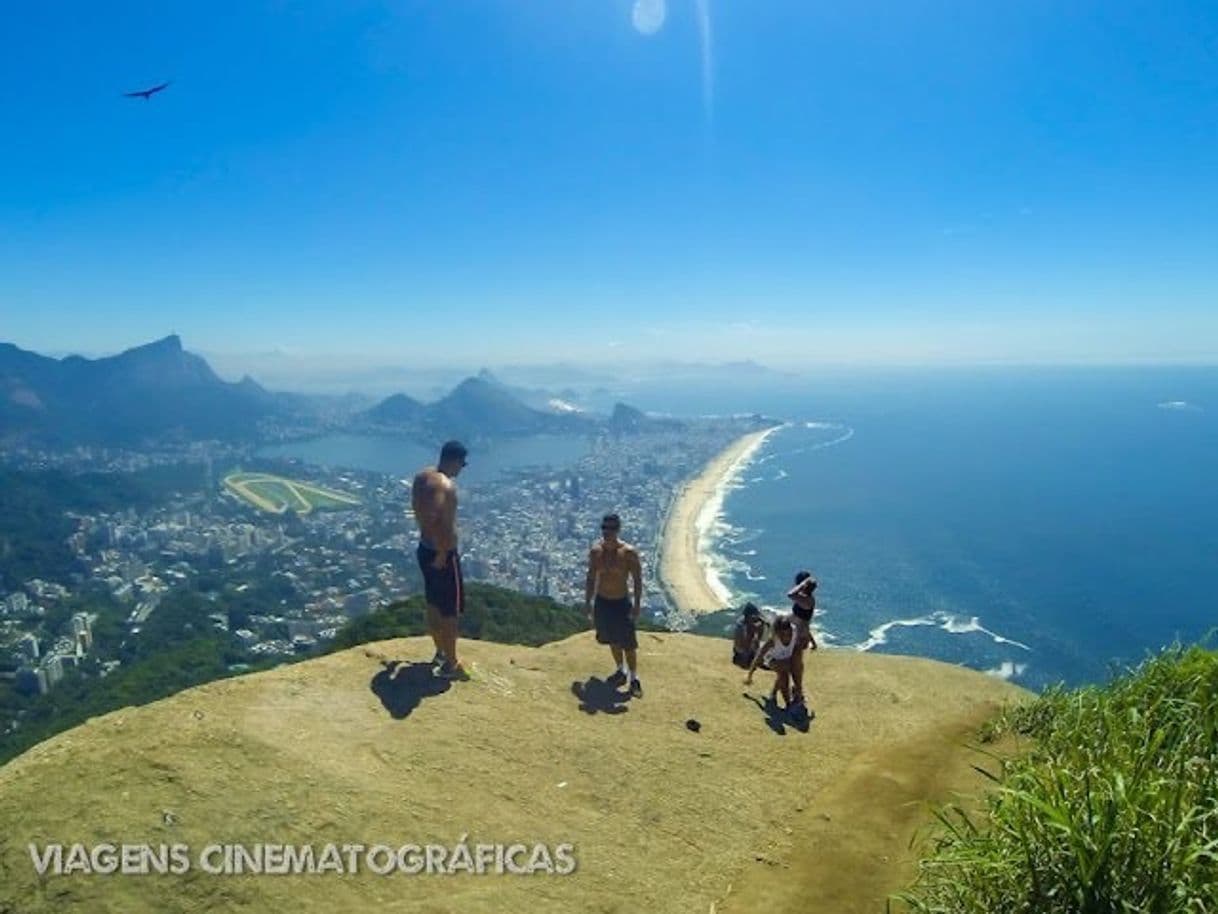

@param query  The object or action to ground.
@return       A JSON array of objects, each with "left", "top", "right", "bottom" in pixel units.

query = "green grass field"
[{"left": 223, "top": 472, "right": 361, "bottom": 515}]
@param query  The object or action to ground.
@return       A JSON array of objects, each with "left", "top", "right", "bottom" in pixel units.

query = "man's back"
[{"left": 412, "top": 468, "right": 457, "bottom": 549}]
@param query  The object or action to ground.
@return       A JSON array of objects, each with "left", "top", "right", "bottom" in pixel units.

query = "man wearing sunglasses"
[
  {"left": 585, "top": 513, "right": 644, "bottom": 697},
  {"left": 412, "top": 440, "right": 469, "bottom": 680}
]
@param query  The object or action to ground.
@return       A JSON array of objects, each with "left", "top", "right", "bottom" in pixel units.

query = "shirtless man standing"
[
  {"left": 411, "top": 440, "right": 469, "bottom": 680},
  {"left": 585, "top": 513, "right": 644, "bottom": 697}
]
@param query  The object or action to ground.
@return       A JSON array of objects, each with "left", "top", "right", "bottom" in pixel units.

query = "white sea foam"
[
  {"left": 695, "top": 426, "right": 784, "bottom": 605},
  {"left": 985, "top": 661, "right": 1029, "bottom": 681},
  {"left": 799, "top": 427, "right": 855, "bottom": 453},
  {"left": 696, "top": 420, "right": 853, "bottom": 606},
  {"left": 755, "top": 424, "right": 852, "bottom": 465},
  {"left": 723, "top": 528, "right": 763, "bottom": 548},
  {"left": 853, "top": 616, "right": 939, "bottom": 651},
  {"left": 1158, "top": 400, "right": 1202, "bottom": 412},
  {"left": 852, "top": 611, "right": 1030, "bottom": 653}
]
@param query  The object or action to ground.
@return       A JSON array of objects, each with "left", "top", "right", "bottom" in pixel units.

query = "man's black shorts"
[
  {"left": 594, "top": 595, "right": 637, "bottom": 650},
  {"left": 417, "top": 544, "right": 464, "bottom": 618}
]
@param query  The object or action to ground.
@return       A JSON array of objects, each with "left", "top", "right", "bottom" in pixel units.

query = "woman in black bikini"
[{"left": 787, "top": 570, "right": 817, "bottom": 710}]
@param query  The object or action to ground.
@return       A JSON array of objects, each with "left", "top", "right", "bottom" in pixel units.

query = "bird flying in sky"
[{"left": 123, "top": 81, "right": 171, "bottom": 101}]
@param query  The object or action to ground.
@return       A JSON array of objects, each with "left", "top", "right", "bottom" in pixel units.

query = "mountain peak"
[
  {"left": 609, "top": 402, "right": 647, "bottom": 429},
  {"left": 453, "top": 375, "right": 496, "bottom": 394},
  {"left": 0, "top": 335, "right": 280, "bottom": 444},
  {"left": 128, "top": 334, "right": 183, "bottom": 356},
  {"left": 366, "top": 392, "right": 426, "bottom": 425}
]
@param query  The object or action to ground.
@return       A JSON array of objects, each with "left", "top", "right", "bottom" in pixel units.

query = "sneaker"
[
  {"left": 438, "top": 662, "right": 471, "bottom": 682},
  {"left": 629, "top": 678, "right": 643, "bottom": 698},
  {"left": 431, "top": 650, "right": 447, "bottom": 667},
  {"left": 607, "top": 669, "right": 627, "bottom": 686}
]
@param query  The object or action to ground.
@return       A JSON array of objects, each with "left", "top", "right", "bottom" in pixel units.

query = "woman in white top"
[{"left": 745, "top": 615, "right": 797, "bottom": 708}]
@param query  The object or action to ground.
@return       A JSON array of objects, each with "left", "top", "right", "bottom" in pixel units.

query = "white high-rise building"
[
  {"left": 43, "top": 655, "right": 65, "bottom": 686},
  {"left": 18, "top": 633, "right": 40, "bottom": 661},
  {"left": 71, "top": 612, "right": 94, "bottom": 653}
]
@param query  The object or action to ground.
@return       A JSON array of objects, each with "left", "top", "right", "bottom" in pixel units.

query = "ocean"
[
  {"left": 259, "top": 369, "right": 1216, "bottom": 689},
  {"left": 628, "top": 367, "right": 1218, "bottom": 690}
]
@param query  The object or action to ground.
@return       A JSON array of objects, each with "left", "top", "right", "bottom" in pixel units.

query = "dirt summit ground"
[{"left": 0, "top": 633, "right": 1027, "bottom": 914}]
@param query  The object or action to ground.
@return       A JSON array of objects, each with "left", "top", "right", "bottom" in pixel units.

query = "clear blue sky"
[{"left": 1, "top": 1, "right": 1216, "bottom": 371}]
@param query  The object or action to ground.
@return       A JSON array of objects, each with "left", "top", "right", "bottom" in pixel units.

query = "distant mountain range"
[
  {"left": 360, "top": 375, "right": 595, "bottom": 441},
  {"left": 0, "top": 337, "right": 674, "bottom": 447},
  {"left": 0, "top": 336, "right": 280, "bottom": 445},
  {"left": 193, "top": 351, "right": 797, "bottom": 400}
]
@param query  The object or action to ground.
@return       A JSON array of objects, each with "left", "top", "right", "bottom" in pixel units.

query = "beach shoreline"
[{"left": 658, "top": 425, "right": 784, "bottom": 616}]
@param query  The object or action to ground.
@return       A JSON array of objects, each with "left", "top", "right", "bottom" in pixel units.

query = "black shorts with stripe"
[
  {"left": 593, "top": 595, "right": 637, "bottom": 650},
  {"left": 417, "top": 544, "right": 464, "bottom": 618}
]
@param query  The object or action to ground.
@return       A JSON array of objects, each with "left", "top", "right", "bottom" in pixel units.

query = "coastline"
[{"left": 658, "top": 425, "right": 784, "bottom": 615}]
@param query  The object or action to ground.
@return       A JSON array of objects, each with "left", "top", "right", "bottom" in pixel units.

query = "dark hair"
[
  {"left": 440, "top": 440, "right": 468, "bottom": 463},
  {"left": 794, "top": 570, "right": 816, "bottom": 589},
  {"left": 742, "top": 602, "right": 760, "bottom": 618},
  {"left": 602, "top": 513, "right": 621, "bottom": 528},
  {"left": 774, "top": 616, "right": 794, "bottom": 635}
]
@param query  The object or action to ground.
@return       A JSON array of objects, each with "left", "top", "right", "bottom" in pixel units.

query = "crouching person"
[
  {"left": 732, "top": 602, "right": 765, "bottom": 668},
  {"left": 745, "top": 616, "right": 798, "bottom": 708}
]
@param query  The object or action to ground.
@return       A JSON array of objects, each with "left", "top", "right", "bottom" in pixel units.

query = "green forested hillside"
[
  {"left": 0, "top": 464, "right": 204, "bottom": 589},
  {"left": 329, "top": 582, "right": 589, "bottom": 650}
]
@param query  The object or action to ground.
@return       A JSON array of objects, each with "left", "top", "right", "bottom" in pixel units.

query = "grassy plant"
[{"left": 895, "top": 644, "right": 1218, "bottom": 914}]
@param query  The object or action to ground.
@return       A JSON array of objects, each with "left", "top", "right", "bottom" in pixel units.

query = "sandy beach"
[{"left": 659, "top": 426, "right": 784, "bottom": 614}]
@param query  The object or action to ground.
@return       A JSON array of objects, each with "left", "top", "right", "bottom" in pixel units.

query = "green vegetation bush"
[
  {"left": 330, "top": 582, "right": 589, "bottom": 650},
  {"left": 896, "top": 644, "right": 1218, "bottom": 914}
]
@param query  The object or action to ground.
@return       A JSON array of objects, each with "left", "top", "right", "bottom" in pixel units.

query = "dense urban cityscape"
[{"left": 0, "top": 419, "right": 756, "bottom": 709}]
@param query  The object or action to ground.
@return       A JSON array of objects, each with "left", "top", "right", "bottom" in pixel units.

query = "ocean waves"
[
  {"left": 694, "top": 426, "right": 784, "bottom": 605},
  {"left": 851, "top": 611, "right": 1031, "bottom": 653},
  {"left": 985, "top": 661, "right": 1029, "bottom": 681},
  {"left": 756, "top": 423, "right": 854, "bottom": 465},
  {"left": 696, "top": 421, "right": 854, "bottom": 608}
]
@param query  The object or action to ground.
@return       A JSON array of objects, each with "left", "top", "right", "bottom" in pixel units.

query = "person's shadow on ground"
[
  {"left": 744, "top": 693, "right": 814, "bottom": 735},
  {"left": 571, "top": 676, "right": 631, "bottom": 715},
  {"left": 371, "top": 660, "right": 452, "bottom": 720}
]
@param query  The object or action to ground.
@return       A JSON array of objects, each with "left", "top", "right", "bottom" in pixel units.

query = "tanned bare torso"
[{"left": 589, "top": 539, "right": 640, "bottom": 601}]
